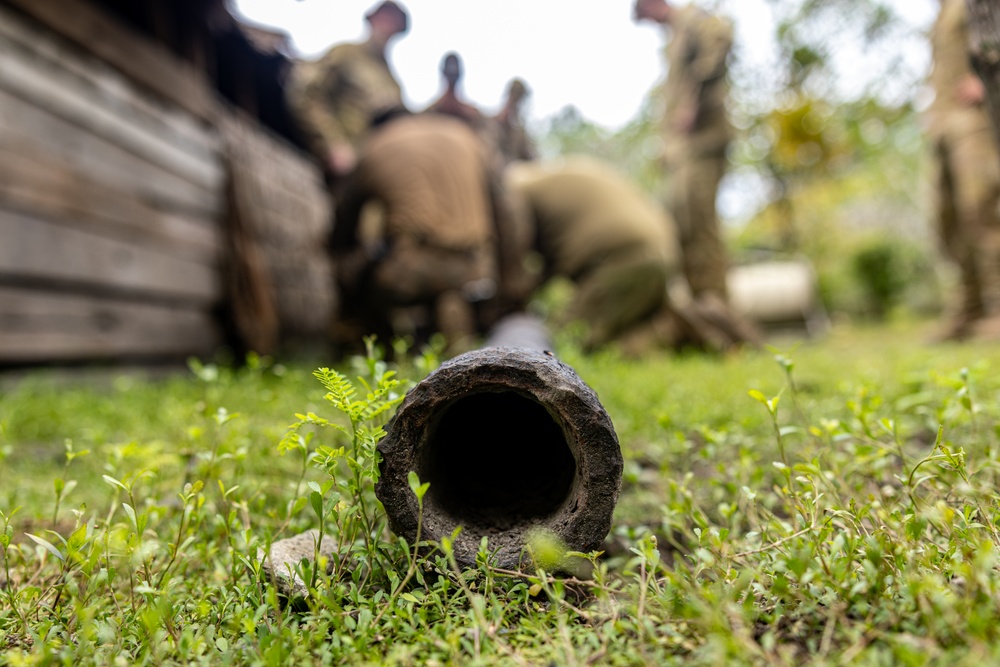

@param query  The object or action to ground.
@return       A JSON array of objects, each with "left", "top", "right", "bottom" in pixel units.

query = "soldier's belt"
[{"left": 394, "top": 232, "right": 491, "bottom": 257}]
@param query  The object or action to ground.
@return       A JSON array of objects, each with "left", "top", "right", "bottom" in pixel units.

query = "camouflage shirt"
[
  {"left": 506, "top": 156, "right": 679, "bottom": 280},
  {"left": 334, "top": 114, "right": 495, "bottom": 252},
  {"left": 660, "top": 5, "right": 733, "bottom": 160},
  {"left": 927, "top": 0, "right": 992, "bottom": 139},
  {"left": 288, "top": 40, "right": 403, "bottom": 158}
]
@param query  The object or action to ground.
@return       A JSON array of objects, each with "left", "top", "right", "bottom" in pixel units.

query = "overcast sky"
[
  {"left": 235, "top": 0, "right": 937, "bottom": 127},
  {"left": 232, "top": 0, "right": 938, "bottom": 222},
  {"left": 232, "top": 0, "right": 938, "bottom": 131}
]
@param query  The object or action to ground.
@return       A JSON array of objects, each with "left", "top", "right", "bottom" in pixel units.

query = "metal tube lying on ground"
[{"left": 375, "top": 315, "right": 623, "bottom": 568}]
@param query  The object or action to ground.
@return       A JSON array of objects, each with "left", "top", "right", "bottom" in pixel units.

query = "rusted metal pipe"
[{"left": 375, "top": 314, "right": 622, "bottom": 568}]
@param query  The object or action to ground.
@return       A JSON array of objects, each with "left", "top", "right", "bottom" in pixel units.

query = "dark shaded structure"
[{"left": 0, "top": 0, "right": 332, "bottom": 364}]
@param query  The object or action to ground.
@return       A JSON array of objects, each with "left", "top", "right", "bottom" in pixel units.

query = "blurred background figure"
[
  {"left": 491, "top": 78, "right": 538, "bottom": 165},
  {"left": 287, "top": 0, "right": 409, "bottom": 182},
  {"left": 331, "top": 112, "right": 503, "bottom": 352},
  {"left": 926, "top": 0, "right": 1000, "bottom": 341},
  {"left": 633, "top": 0, "right": 734, "bottom": 301},
  {"left": 424, "top": 51, "right": 485, "bottom": 129},
  {"left": 506, "top": 156, "right": 674, "bottom": 351},
  {"left": 507, "top": 156, "right": 757, "bottom": 353}
]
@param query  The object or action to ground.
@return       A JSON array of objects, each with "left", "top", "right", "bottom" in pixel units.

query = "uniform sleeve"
[
  {"left": 688, "top": 15, "right": 732, "bottom": 83},
  {"left": 331, "top": 162, "right": 370, "bottom": 253},
  {"left": 288, "top": 50, "right": 355, "bottom": 158}
]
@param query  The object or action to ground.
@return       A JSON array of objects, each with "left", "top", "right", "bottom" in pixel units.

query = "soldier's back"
[
  {"left": 356, "top": 114, "right": 493, "bottom": 250},
  {"left": 928, "top": 0, "right": 992, "bottom": 139},
  {"left": 508, "top": 156, "right": 678, "bottom": 278},
  {"left": 288, "top": 41, "right": 403, "bottom": 155}
]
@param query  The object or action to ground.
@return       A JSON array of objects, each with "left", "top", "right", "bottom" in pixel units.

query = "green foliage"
[
  {"left": 538, "top": 100, "right": 665, "bottom": 194},
  {"left": 850, "top": 237, "right": 917, "bottom": 319},
  {"left": 536, "top": 1, "right": 939, "bottom": 324},
  {"left": 278, "top": 361, "right": 404, "bottom": 588},
  {"left": 7, "top": 327, "right": 1000, "bottom": 663}
]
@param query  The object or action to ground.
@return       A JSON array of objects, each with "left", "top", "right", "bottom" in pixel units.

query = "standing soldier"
[
  {"left": 425, "top": 52, "right": 485, "bottom": 130},
  {"left": 927, "top": 0, "right": 1000, "bottom": 340},
  {"left": 287, "top": 1, "right": 409, "bottom": 182},
  {"left": 633, "top": 0, "right": 734, "bottom": 300},
  {"left": 491, "top": 78, "right": 537, "bottom": 165}
]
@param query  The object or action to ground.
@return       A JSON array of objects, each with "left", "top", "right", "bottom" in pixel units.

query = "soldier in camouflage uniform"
[
  {"left": 491, "top": 78, "right": 537, "bottom": 165},
  {"left": 927, "top": 0, "right": 1000, "bottom": 340},
  {"left": 506, "top": 157, "right": 676, "bottom": 349},
  {"left": 424, "top": 52, "right": 485, "bottom": 130},
  {"left": 287, "top": 1, "right": 409, "bottom": 181},
  {"left": 332, "top": 112, "right": 502, "bottom": 350},
  {"left": 507, "top": 156, "right": 759, "bottom": 353},
  {"left": 423, "top": 60, "right": 536, "bottom": 323},
  {"left": 633, "top": 0, "right": 733, "bottom": 300}
]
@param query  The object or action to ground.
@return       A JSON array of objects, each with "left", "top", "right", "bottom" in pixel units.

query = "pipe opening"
[{"left": 418, "top": 391, "right": 577, "bottom": 530}]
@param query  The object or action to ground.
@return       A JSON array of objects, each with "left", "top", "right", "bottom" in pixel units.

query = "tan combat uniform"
[
  {"left": 660, "top": 5, "right": 733, "bottom": 299},
  {"left": 333, "top": 114, "right": 498, "bottom": 346},
  {"left": 288, "top": 40, "right": 403, "bottom": 163},
  {"left": 425, "top": 93, "right": 485, "bottom": 129},
  {"left": 492, "top": 114, "right": 537, "bottom": 165},
  {"left": 928, "top": 0, "right": 1000, "bottom": 338},
  {"left": 507, "top": 157, "right": 680, "bottom": 348}
]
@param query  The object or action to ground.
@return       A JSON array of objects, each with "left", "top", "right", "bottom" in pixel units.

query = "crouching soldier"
[
  {"left": 331, "top": 111, "right": 503, "bottom": 352},
  {"left": 506, "top": 156, "right": 757, "bottom": 352}
]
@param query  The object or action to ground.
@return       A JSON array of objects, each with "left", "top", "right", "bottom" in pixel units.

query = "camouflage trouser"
[
  {"left": 336, "top": 235, "right": 496, "bottom": 349},
  {"left": 666, "top": 153, "right": 728, "bottom": 299},
  {"left": 567, "top": 245, "right": 669, "bottom": 349},
  {"left": 935, "top": 128, "right": 1000, "bottom": 326}
]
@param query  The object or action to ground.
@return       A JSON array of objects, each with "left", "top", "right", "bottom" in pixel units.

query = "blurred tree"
[
  {"left": 536, "top": 0, "right": 941, "bottom": 319},
  {"left": 538, "top": 101, "right": 663, "bottom": 193},
  {"left": 727, "top": 0, "right": 928, "bottom": 251}
]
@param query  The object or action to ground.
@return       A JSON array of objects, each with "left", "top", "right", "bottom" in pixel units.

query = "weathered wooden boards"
[
  {"left": 2, "top": 0, "right": 216, "bottom": 121},
  {"left": 0, "top": 0, "right": 335, "bottom": 363},
  {"left": 0, "top": 1, "right": 224, "bottom": 362},
  {"left": 0, "top": 287, "right": 218, "bottom": 362},
  {"left": 220, "top": 111, "right": 334, "bottom": 353}
]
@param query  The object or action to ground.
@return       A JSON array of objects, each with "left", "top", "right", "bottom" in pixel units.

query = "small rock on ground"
[{"left": 258, "top": 529, "right": 337, "bottom": 599}]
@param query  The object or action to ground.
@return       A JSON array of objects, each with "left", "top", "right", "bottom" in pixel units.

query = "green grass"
[{"left": 4, "top": 323, "right": 1000, "bottom": 665}]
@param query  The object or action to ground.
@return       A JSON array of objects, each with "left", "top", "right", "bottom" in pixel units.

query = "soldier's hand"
[
  {"left": 956, "top": 74, "right": 985, "bottom": 107},
  {"left": 673, "top": 100, "right": 699, "bottom": 134},
  {"left": 327, "top": 143, "right": 358, "bottom": 177}
]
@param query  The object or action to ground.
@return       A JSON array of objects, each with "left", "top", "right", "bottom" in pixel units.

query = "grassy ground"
[{"left": 4, "top": 321, "right": 1000, "bottom": 665}]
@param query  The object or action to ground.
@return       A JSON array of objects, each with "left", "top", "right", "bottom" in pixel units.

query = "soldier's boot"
[
  {"left": 618, "top": 307, "right": 688, "bottom": 357},
  {"left": 969, "top": 229, "right": 1000, "bottom": 340},
  {"left": 931, "top": 265, "right": 984, "bottom": 343},
  {"left": 663, "top": 302, "right": 730, "bottom": 353},
  {"left": 686, "top": 293, "right": 763, "bottom": 350},
  {"left": 933, "top": 313, "right": 978, "bottom": 343}
]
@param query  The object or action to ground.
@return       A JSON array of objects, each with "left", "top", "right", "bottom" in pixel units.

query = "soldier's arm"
[
  {"left": 329, "top": 167, "right": 373, "bottom": 292},
  {"left": 330, "top": 157, "right": 372, "bottom": 254},
  {"left": 688, "top": 15, "right": 732, "bottom": 84},
  {"left": 674, "top": 15, "right": 733, "bottom": 132},
  {"left": 292, "top": 52, "right": 357, "bottom": 166},
  {"left": 488, "top": 171, "right": 527, "bottom": 311}
]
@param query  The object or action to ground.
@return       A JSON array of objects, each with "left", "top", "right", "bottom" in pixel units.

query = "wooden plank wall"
[
  {"left": 220, "top": 110, "right": 335, "bottom": 353},
  {"left": 0, "top": 2, "right": 225, "bottom": 363}
]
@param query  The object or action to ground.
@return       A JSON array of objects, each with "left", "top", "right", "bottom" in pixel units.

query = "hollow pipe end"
[{"left": 376, "top": 347, "right": 622, "bottom": 569}]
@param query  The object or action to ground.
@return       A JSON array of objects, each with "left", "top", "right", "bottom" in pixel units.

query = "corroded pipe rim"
[{"left": 376, "top": 346, "right": 622, "bottom": 569}]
